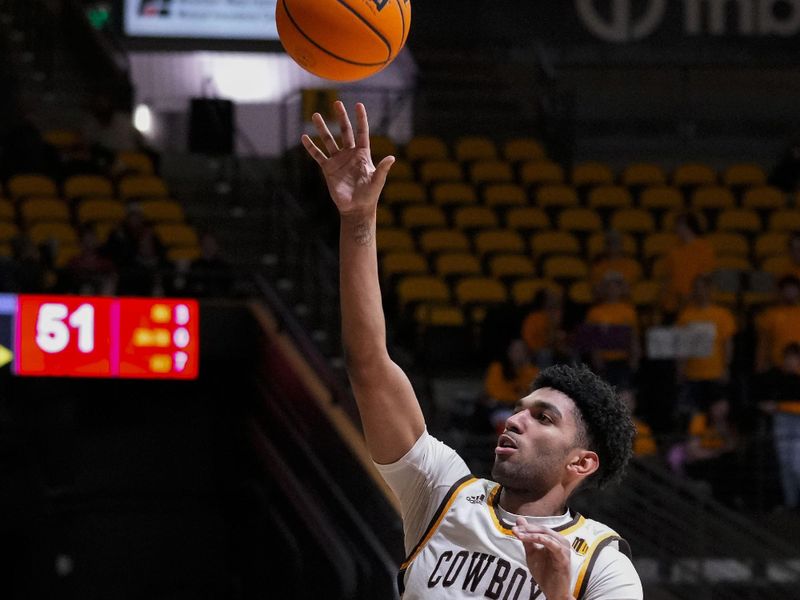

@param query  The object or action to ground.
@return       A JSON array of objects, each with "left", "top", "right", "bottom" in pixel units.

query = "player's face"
[{"left": 491, "top": 387, "right": 585, "bottom": 497}]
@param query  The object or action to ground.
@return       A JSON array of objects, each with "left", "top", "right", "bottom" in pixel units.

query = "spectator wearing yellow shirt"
[
  {"left": 676, "top": 275, "right": 737, "bottom": 415},
  {"left": 480, "top": 339, "right": 540, "bottom": 434},
  {"left": 622, "top": 388, "right": 658, "bottom": 459},
  {"left": 756, "top": 275, "right": 800, "bottom": 373},
  {"left": 585, "top": 271, "right": 640, "bottom": 390},
  {"left": 520, "top": 286, "right": 568, "bottom": 366},
  {"left": 590, "top": 230, "right": 643, "bottom": 288},
  {"left": 662, "top": 212, "right": 716, "bottom": 316}
]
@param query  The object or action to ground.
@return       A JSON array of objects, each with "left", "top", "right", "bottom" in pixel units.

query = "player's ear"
[{"left": 568, "top": 450, "right": 599, "bottom": 479}]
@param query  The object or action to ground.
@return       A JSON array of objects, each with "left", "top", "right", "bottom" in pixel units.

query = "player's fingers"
[
  {"left": 355, "top": 102, "right": 370, "bottom": 149},
  {"left": 371, "top": 155, "right": 395, "bottom": 190},
  {"left": 301, "top": 135, "right": 328, "bottom": 165},
  {"left": 522, "top": 534, "right": 571, "bottom": 561},
  {"left": 312, "top": 112, "right": 340, "bottom": 155},
  {"left": 335, "top": 101, "right": 356, "bottom": 148}
]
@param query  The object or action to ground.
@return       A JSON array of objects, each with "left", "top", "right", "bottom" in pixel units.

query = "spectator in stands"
[
  {"left": 103, "top": 207, "right": 149, "bottom": 268},
  {"left": 623, "top": 388, "right": 658, "bottom": 459},
  {"left": 756, "top": 275, "right": 800, "bottom": 373},
  {"left": 62, "top": 226, "right": 117, "bottom": 295},
  {"left": 479, "top": 339, "right": 540, "bottom": 434},
  {"left": 682, "top": 397, "right": 741, "bottom": 506},
  {"left": 676, "top": 275, "right": 737, "bottom": 419},
  {"left": 80, "top": 91, "right": 144, "bottom": 174},
  {"left": 589, "top": 230, "right": 642, "bottom": 288},
  {"left": 520, "top": 286, "right": 569, "bottom": 367},
  {"left": 756, "top": 342, "right": 800, "bottom": 510},
  {"left": 115, "top": 227, "right": 170, "bottom": 297},
  {"left": 187, "top": 232, "right": 234, "bottom": 297},
  {"left": 769, "top": 139, "right": 800, "bottom": 193},
  {"left": 584, "top": 271, "right": 640, "bottom": 391},
  {"left": 661, "top": 212, "right": 716, "bottom": 317}
]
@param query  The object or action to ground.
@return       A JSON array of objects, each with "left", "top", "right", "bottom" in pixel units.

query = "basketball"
[{"left": 276, "top": 0, "right": 411, "bottom": 82}]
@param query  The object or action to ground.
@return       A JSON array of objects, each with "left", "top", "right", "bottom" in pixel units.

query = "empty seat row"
[{"left": 1, "top": 174, "right": 170, "bottom": 202}]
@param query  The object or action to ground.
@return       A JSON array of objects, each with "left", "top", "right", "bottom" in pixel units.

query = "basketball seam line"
[
  {"left": 281, "top": 0, "right": 389, "bottom": 68},
  {"left": 336, "top": 0, "right": 392, "bottom": 62},
  {"left": 396, "top": 0, "right": 408, "bottom": 48}
]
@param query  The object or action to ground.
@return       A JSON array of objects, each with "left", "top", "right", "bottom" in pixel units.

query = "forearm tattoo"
[{"left": 353, "top": 221, "right": 375, "bottom": 246}]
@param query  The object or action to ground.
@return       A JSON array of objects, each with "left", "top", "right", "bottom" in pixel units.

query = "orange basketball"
[{"left": 276, "top": 0, "right": 411, "bottom": 82}]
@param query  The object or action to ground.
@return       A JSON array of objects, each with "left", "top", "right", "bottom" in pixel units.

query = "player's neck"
[{"left": 498, "top": 485, "right": 568, "bottom": 518}]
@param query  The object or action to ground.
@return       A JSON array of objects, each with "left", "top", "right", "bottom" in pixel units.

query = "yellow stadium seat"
[
  {"left": 167, "top": 246, "right": 202, "bottom": 262},
  {"left": 587, "top": 185, "right": 633, "bottom": 210},
  {"left": 716, "top": 209, "right": 762, "bottom": 233},
  {"left": 742, "top": 186, "right": 786, "bottom": 210},
  {"left": 387, "top": 159, "right": 414, "bottom": 182},
  {"left": 761, "top": 255, "right": 793, "bottom": 277},
  {"left": 621, "top": 163, "right": 667, "bottom": 187},
  {"left": 535, "top": 185, "right": 579, "bottom": 209},
  {"left": 43, "top": 128, "right": 81, "bottom": 150},
  {"left": 435, "top": 253, "right": 483, "bottom": 279},
  {"left": 54, "top": 244, "right": 81, "bottom": 268},
  {"left": 503, "top": 138, "right": 546, "bottom": 163},
  {"left": 454, "top": 277, "right": 507, "bottom": 307},
  {"left": 557, "top": 208, "right": 603, "bottom": 233},
  {"left": 484, "top": 183, "right": 527, "bottom": 208},
  {"left": 28, "top": 222, "right": 78, "bottom": 246},
  {"left": 381, "top": 251, "right": 429, "bottom": 282},
  {"left": 754, "top": 232, "right": 789, "bottom": 259},
  {"left": 672, "top": 163, "right": 717, "bottom": 188},
  {"left": 506, "top": 207, "right": 551, "bottom": 232},
  {"left": 76, "top": 198, "right": 126, "bottom": 225},
  {"left": 568, "top": 280, "right": 594, "bottom": 305},
  {"left": 382, "top": 182, "right": 426, "bottom": 207},
  {"left": 414, "top": 303, "right": 466, "bottom": 327},
  {"left": 0, "top": 243, "right": 10, "bottom": 257},
  {"left": 639, "top": 186, "right": 684, "bottom": 211},
  {"left": 93, "top": 221, "right": 118, "bottom": 243},
  {"left": 542, "top": 255, "right": 589, "bottom": 281},
  {"left": 469, "top": 160, "right": 514, "bottom": 185},
  {"left": 64, "top": 175, "right": 114, "bottom": 201},
  {"left": 715, "top": 255, "right": 752, "bottom": 271},
  {"left": 431, "top": 182, "right": 478, "bottom": 208},
  {"left": 642, "top": 232, "right": 679, "bottom": 259},
  {"left": 631, "top": 279, "right": 662, "bottom": 307},
  {"left": 661, "top": 209, "right": 708, "bottom": 232},
  {"left": 154, "top": 223, "right": 198, "bottom": 248},
  {"left": 610, "top": 208, "right": 656, "bottom": 234},
  {"left": 768, "top": 209, "right": 800, "bottom": 232},
  {"left": 139, "top": 199, "right": 186, "bottom": 223},
  {"left": 691, "top": 186, "right": 736, "bottom": 211},
  {"left": 0, "top": 222, "right": 19, "bottom": 243},
  {"left": 530, "top": 231, "right": 581, "bottom": 257},
  {"left": 707, "top": 232, "right": 750, "bottom": 257},
  {"left": 370, "top": 135, "right": 397, "bottom": 160},
  {"left": 511, "top": 279, "right": 561, "bottom": 305},
  {"left": 376, "top": 205, "right": 394, "bottom": 227},
  {"left": 405, "top": 136, "right": 449, "bottom": 162},
  {"left": 474, "top": 229, "right": 526, "bottom": 257},
  {"left": 520, "top": 161, "right": 565, "bottom": 188},
  {"left": 571, "top": 162, "right": 615, "bottom": 188},
  {"left": 0, "top": 199, "right": 14, "bottom": 221},
  {"left": 7, "top": 174, "right": 58, "bottom": 200},
  {"left": 453, "top": 206, "right": 499, "bottom": 231},
  {"left": 401, "top": 205, "right": 447, "bottom": 231},
  {"left": 118, "top": 175, "right": 169, "bottom": 201},
  {"left": 454, "top": 136, "right": 497, "bottom": 162},
  {"left": 396, "top": 275, "right": 451, "bottom": 309},
  {"left": 20, "top": 197, "right": 70, "bottom": 224},
  {"left": 586, "top": 232, "right": 637, "bottom": 259},
  {"left": 377, "top": 228, "right": 415, "bottom": 254},
  {"left": 419, "top": 160, "right": 463, "bottom": 185},
  {"left": 488, "top": 254, "right": 536, "bottom": 280},
  {"left": 116, "top": 151, "right": 155, "bottom": 175},
  {"left": 418, "top": 229, "right": 470, "bottom": 255},
  {"left": 723, "top": 163, "right": 767, "bottom": 188}
]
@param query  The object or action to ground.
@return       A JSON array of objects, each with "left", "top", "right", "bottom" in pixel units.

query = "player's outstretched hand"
[
  {"left": 302, "top": 101, "right": 395, "bottom": 218},
  {"left": 513, "top": 517, "right": 575, "bottom": 600}
]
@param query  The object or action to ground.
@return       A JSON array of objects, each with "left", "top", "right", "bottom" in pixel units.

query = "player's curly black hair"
[{"left": 530, "top": 363, "right": 634, "bottom": 490}]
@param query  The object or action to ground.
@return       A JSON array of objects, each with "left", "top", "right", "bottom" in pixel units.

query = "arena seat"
[
  {"left": 568, "top": 280, "right": 594, "bottom": 305},
  {"left": 754, "top": 232, "right": 788, "bottom": 260},
  {"left": 519, "top": 161, "right": 565, "bottom": 188},
  {"left": 413, "top": 303, "right": 465, "bottom": 328},
  {"left": 610, "top": 208, "right": 657, "bottom": 235},
  {"left": 453, "top": 277, "right": 507, "bottom": 307},
  {"left": 405, "top": 136, "right": 448, "bottom": 162},
  {"left": 661, "top": 209, "right": 708, "bottom": 232},
  {"left": 382, "top": 182, "right": 426, "bottom": 207},
  {"left": 139, "top": 199, "right": 186, "bottom": 223},
  {"left": 63, "top": 175, "right": 114, "bottom": 202},
  {"left": 370, "top": 135, "right": 397, "bottom": 160},
  {"left": 586, "top": 232, "right": 637, "bottom": 259},
  {"left": 691, "top": 186, "right": 736, "bottom": 211},
  {"left": 419, "top": 160, "right": 463, "bottom": 185},
  {"left": 418, "top": 229, "right": 471, "bottom": 255},
  {"left": 556, "top": 208, "right": 603, "bottom": 233},
  {"left": 761, "top": 255, "right": 793, "bottom": 278},
  {"left": 376, "top": 228, "right": 415, "bottom": 254},
  {"left": 20, "top": 197, "right": 70, "bottom": 225},
  {"left": 454, "top": 136, "right": 497, "bottom": 162},
  {"left": 43, "top": 128, "right": 81, "bottom": 151},
  {"left": 54, "top": 244, "right": 81, "bottom": 268},
  {"left": 7, "top": 174, "right": 58, "bottom": 200},
  {"left": 154, "top": 223, "right": 199, "bottom": 248},
  {"left": 587, "top": 185, "right": 633, "bottom": 210},
  {"left": 571, "top": 161, "right": 615, "bottom": 188},
  {"left": 542, "top": 255, "right": 589, "bottom": 281},
  {"left": 474, "top": 229, "right": 526, "bottom": 258},
  {"left": 741, "top": 186, "right": 786, "bottom": 211},
  {"left": 505, "top": 207, "right": 550, "bottom": 232},
  {"left": 639, "top": 186, "right": 684, "bottom": 211},
  {"left": 715, "top": 255, "right": 752, "bottom": 272},
  {"left": 0, "top": 222, "right": 19, "bottom": 244},
  {"left": 118, "top": 175, "right": 170, "bottom": 202},
  {"left": 381, "top": 252, "right": 429, "bottom": 283},
  {"left": 707, "top": 232, "right": 750, "bottom": 257},
  {"left": 431, "top": 182, "right": 478, "bottom": 209},
  {"left": 510, "top": 278, "right": 560, "bottom": 305},
  {"left": 621, "top": 163, "right": 667, "bottom": 187},
  {"left": 631, "top": 279, "right": 662, "bottom": 307},
  {"left": 76, "top": 197, "right": 125, "bottom": 225},
  {"left": 28, "top": 222, "right": 78, "bottom": 246},
  {"left": 530, "top": 231, "right": 581, "bottom": 257},
  {"left": 483, "top": 183, "right": 527, "bottom": 209},
  {"left": 0, "top": 198, "right": 15, "bottom": 221},
  {"left": 488, "top": 254, "right": 536, "bottom": 281},
  {"left": 672, "top": 163, "right": 717, "bottom": 188},
  {"left": 534, "top": 184, "right": 579, "bottom": 209},
  {"left": 642, "top": 232, "right": 679, "bottom": 259},
  {"left": 452, "top": 206, "right": 499, "bottom": 231},
  {"left": 116, "top": 150, "right": 155, "bottom": 175},
  {"left": 376, "top": 205, "right": 394, "bottom": 227},
  {"left": 434, "top": 252, "right": 483, "bottom": 280},
  {"left": 767, "top": 209, "right": 800, "bottom": 232},
  {"left": 502, "top": 138, "right": 546, "bottom": 163},
  {"left": 396, "top": 275, "right": 451, "bottom": 309},
  {"left": 716, "top": 208, "right": 762, "bottom": 233},
  {"left": 722, "top": 163, "right": 767, "bottom": 188},
  {"left": 401, "top": 205, "right": 447, "bottom": 231},
  {"left": 386, "top": 159, "right": 414, "bottom": 182},
  {"left": 469, "top": 160, "right": 514, "bottom": 185},
  {"left": 167, "top": 246, "right": 202, "bottom": 262}
]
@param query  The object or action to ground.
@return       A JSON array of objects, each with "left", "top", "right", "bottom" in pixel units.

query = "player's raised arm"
[{"left": 302, "top": 101, "right": 425, "bottom": 464}]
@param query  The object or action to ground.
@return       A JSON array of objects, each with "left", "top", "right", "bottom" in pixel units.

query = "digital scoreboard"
[{"left": 0, "top": 295, "right": 199, "bottom": 380}]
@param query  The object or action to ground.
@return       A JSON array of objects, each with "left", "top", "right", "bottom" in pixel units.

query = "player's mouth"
[{"left": 495, "top": 433, "right": 518, "bottom": 456}]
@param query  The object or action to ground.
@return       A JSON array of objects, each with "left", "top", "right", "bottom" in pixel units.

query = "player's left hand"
[{"left": 513, "top": 517, "right": 575, "bottom": 600}]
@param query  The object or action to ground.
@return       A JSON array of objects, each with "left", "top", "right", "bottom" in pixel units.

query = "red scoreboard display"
[{"left": 11, "top": 295, "right": 199, "bottom": 380}]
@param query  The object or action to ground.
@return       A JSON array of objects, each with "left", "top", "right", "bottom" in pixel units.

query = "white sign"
[
  {"left": 124, "top": 0, "right": 279, "bottom": 41},
  {"left": 646, "top": 323, "right": 717, "bottom": 360}
]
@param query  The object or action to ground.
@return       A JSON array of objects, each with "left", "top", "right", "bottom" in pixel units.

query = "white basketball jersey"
[{"left": 398, "top": 476, "right": 630, "bottom": 600}]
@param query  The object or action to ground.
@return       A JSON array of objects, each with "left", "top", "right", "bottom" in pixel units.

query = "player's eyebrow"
[{"left": 517, "top": 400, "right": 563, "bottom": 420}]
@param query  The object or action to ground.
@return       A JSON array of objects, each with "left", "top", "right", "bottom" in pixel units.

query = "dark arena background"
[{"left": 1, "top": 0, "right": 800, "bottom": 598}]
